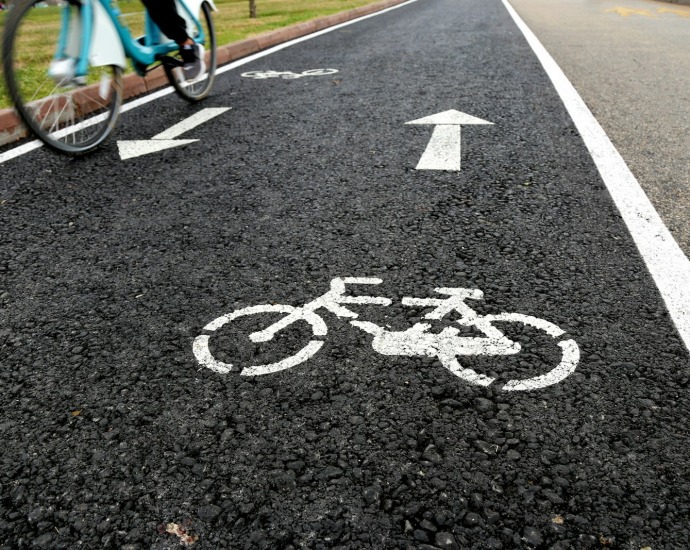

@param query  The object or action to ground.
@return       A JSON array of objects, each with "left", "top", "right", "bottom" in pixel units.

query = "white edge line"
[
  {"left": 0, "top": 0, "right": 418, "bottom": 165},
  {"left": 502, "top": 0, "right": 690, "bottom": 351}
]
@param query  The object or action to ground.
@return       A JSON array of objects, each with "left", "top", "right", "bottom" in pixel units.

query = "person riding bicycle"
[{"left": 141, "top": 0, "right": 205, "bottom": 82}]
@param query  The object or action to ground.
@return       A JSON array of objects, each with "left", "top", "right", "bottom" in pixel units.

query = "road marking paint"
[
  {"left": 241, "top": 69, "right": 339, "bottom": 79},
  {"left": 193, "top": 335, "right": 232, "bottom": 374},
  {"left": 195, "top": 279, "right": 580, "bottom": 390},
  {"left": 152, "top": 107, "right": 229, "bottom": 139},
  {"left": 117, "top": 107, "right": 230, "bottom": 159},
  {"left": 656, "top": 7, "right": 690, "bottom": 18},
  {"left": 503, "top": 339, "right": 580, "bottom": 391},
  {"left": 414, "top": 125, "right": 462, "bottom": 170},
  {"left": 354, "top": 292, "right": 577, "bottom": 391},
  {"left": 117, "top": 139, "right": 199, "bottom": 160},
  {"left": 602, "top": 7, "right": 657, "bottom": 17},
  {"left": 504, "top": 0, "right": 690, "bottom": 352},
  {"left": 0, "top": 140, "right": 43, "bottom": 164},
  {"left": 241, "top": 341, "right": 325, "bottom": 376},
  {"left": 406, "top": 110, "right": 493, "bottom": 171},
  {"left": 194, "top": 303, "right": 329, "bottom": 375},
  {"left": 248, "top": 277, "right": 390, "bottom": 343},
  {"left": 0, "top": 86, "right": 175, "bottom": 164},
  {"left": 0, "top": 0, "right": 418, "bottom": 164}
]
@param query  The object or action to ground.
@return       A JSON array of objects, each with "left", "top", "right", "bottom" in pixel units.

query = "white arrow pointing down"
[
  {"left": 118, "top": 107, "right": 230, "bottom": 160},
  {"left": 406, "top": 109, "right": 493, "bottom": 171}
]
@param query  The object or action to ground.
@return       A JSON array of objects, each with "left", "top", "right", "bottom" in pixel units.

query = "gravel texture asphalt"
[{"left": 1, "top": 0, "right": 690, "bottom": 548}]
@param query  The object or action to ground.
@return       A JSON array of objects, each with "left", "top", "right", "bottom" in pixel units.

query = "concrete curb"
[{"left": 0, "top": 0, "right": 410, "bottom": 148}]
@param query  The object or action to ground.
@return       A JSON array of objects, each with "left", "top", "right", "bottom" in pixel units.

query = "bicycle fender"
[{"left": 89, "top": 1, "right": 126, "bottom": 69}]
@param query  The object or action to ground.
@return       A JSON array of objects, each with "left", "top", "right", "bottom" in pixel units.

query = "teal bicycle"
[{"left": 1, "top": 0, "right": 217, "bottom": 155}]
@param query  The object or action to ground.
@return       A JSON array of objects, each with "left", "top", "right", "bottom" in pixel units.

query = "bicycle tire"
[
  {"left": 166, "top": 2, "right": 217, "bottom": 102},
  {"left": 2, "top": 0, "right": 123, "bottom": 155}
]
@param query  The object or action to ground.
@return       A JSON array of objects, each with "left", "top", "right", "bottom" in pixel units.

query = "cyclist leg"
[
  {"left": 141, "top": 0, "right": 189, "bottom": 45},
  {"left": 141, "top": 0, "right": 205, "bottom": 80}
]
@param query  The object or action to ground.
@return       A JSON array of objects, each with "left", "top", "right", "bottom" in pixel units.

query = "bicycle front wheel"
[
  {"left": 2, "top": 0, "right": 123, "bottom": 155},
  {"left": 166, "top": 1, "right": 217, "bottom": 102}
]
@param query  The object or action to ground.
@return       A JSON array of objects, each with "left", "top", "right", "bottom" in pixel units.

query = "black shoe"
[{"left": 180, "top": 43, "right": 206, "bottom": 82}]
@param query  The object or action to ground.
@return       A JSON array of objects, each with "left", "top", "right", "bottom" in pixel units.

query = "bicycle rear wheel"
[
  {"left": 193, "top": 304, "right": 327, "bottom": 376},
  {"left": 2, "top": 0, "right": 123, "bottom": 155},
  {"left": 165, "top": 1, "right": 217, "bottom": 102}
]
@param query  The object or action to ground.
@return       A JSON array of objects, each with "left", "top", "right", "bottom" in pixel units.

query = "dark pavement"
[{"left": 1, "top": 0, "right": 690, "bottom": 548}]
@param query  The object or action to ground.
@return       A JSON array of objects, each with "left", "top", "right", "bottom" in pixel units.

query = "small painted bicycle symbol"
[
  {"left": 241, "top": 69, "right": 339, "bottom": 80},
  {"left": 193, "top": 277, "right": 580, "bottom": 391}
]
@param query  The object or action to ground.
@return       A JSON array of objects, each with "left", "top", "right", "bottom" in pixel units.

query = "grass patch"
[{"left": 0, "top": 0, "right": 380, "bottom": 110}]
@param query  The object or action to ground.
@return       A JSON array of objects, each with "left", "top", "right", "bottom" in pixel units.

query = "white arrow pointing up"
[
  {"left": 406, "top": 109, "right": 493, "bottom": 171},
  {"left": 117, "top": 107, "right": 230, "bottom": 160}
]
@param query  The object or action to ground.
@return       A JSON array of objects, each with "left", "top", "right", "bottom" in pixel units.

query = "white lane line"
[
  {"left": 0, "top": 140, "right": 43, "bottom": 163},
  {"left": 503, "top": 0, "right": 690, "bottom": 352},
  {"left": 0, "top": 0, "right": 418, "bottom": 165}
]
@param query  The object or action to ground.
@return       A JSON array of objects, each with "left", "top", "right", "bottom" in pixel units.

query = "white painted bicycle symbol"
[
  {"left": 241, "top": 68, "right": 339, "bottom": 80},
  {"left": 193, "top": 278, "right": 580, "bottom": 391}
]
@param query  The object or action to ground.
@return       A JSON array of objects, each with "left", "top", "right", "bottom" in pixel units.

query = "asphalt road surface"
[{"left": 2, "top": 0, "right": 690, "bottom": 549}]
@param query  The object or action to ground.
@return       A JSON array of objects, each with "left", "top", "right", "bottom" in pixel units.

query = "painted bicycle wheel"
[
  {"left": 2, "top": 0, "right": 123, "bottom": 155},
  {"left": 300, "top": 69, "right": 339, "bottom": 76},
  {"left": 440, "top": 313, "right": 580, "bottom": 391},
  {"left": 193, "top": 304, "right": 327, "bottom": 376}
]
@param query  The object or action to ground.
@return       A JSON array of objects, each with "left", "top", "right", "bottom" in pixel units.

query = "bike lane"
[{"left": 1, "top": 0, "right": 690, "bottom": 548}]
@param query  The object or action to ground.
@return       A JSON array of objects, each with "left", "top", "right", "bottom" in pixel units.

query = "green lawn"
[{"left": 0, "top": 0, "right": 380, "bottom": 109}]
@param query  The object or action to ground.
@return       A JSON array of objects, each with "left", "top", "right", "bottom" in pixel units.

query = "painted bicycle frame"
[{"left": 54, "top": 0, "right": 211, "bottom": 78}]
